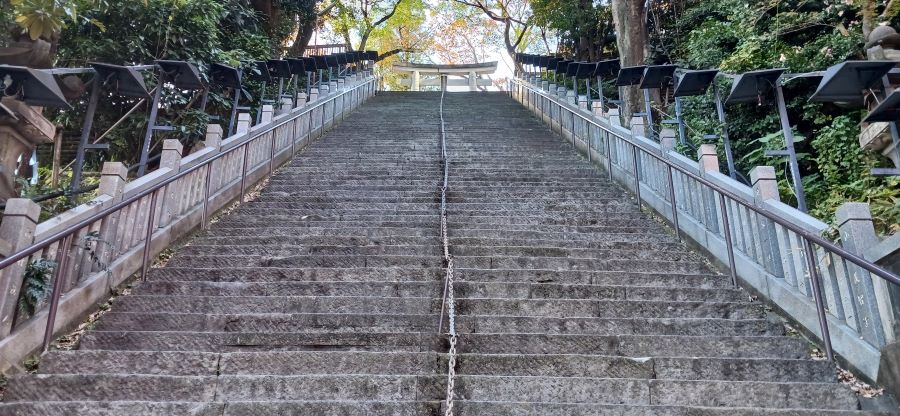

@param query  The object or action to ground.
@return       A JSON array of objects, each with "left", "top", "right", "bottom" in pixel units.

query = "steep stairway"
[
  {"left": 438, "top": 92, "right": 886, "bottom": 415},
  {"left": 0, "top": 92, "right": 449, "bottom": 415},
  {"left": 0, "top": 91, "right": 889, "bottom": 415}
]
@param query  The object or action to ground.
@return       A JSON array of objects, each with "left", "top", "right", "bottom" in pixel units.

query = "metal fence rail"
[
  {"left": 0, "top": 76, "right": 376, "bottom": 370},
  {"left": 510, "top": 77, "right": 900, "bottom": 380}
]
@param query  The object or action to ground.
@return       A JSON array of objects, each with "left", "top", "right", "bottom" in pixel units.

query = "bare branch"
[{"left": 372, "top": 0, "right": 404, "bottom": 28}]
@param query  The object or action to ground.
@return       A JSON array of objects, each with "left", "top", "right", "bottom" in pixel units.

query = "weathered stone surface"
[{"left": 1, "top": 91, "right": 880, "bottom": 414}]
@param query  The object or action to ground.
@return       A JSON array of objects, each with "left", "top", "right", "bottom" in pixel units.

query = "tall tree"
[
  {"left": 610, "top": 0, "right": 648, "bottom": 121},
  {"left": 329, "top": 0, "right": 405, "bottom": 51},
  {"left": 450, "top": 0, "right": 533, "bottom": 66}
]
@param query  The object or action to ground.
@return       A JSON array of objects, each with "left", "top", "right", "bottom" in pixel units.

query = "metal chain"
[{"left": 437, "top": 87, "right": 458, "bottom": 416}]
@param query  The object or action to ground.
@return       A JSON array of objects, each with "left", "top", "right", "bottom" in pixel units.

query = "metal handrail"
[
  {"left": 0, "top": 77, "right": 374, "bottom": 351},
  {"left": 512, "top": 78, "right": 900, "bottom": 361},
  {"left": 0, "top": 78, "right": 372, "bottom": 270}
]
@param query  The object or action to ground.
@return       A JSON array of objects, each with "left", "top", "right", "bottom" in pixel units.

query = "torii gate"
[{"left": 393, "top": 62, "right": 497, "bottom": 91}]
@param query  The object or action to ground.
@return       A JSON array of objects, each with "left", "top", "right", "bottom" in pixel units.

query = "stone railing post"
[
  {"left": 0, "top": 199, "right": 40, "bottom": 336},
  {"left": 750, "top": 166, "right": 779, "bottom": 203},
  {"left": 608, "top": 108, "right": 621, "bottom": 127},
  {"left": 659, "top": 129, "right": 676, "bottom": 155},
  {"left": 203, "top": 124, "right": 223, "bottom": 151},
  {"left": 630, "top": 116, "right": 646, "bottom": 138},
  {"left": 260, "top": 105, "right": 274, "bottom": 124},
  {"left": 750, "top": 165, "right": 786, "bottom": 286},
  {"left": 837, "top": 202, "right": 894, "bottom": 344},
  {"left": 276, "top": 98, "right": 293, "bottom": 116},
  {"left": 203, "top": 124, "right": 223, "bottom": 195},
  {"left": 94, "top": 162, "right": 127, "bottom": 272},
  {"left": 592, "top": 101, "right": 603, "bottom": 119},
  {"left": 236, "top": 113, "right": 251, "bottom": 134},
  {"left": 698, "top": 144, "right": 719, "bottom": 174},
  {"left": 296, "top": 93, "right": 307, "bottom": 108},
  {"left": 158, "top": 139, "right": 184, "bottom": 228}
]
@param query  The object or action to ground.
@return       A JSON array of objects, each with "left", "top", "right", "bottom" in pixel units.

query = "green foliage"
[
  {"left": 652, "top": 0, "right": 899, "bottom": 235},
  {"left": 530, "top": 0, "right": 613, "bottom": 59},
  {"left": 10, "top": 0, "right": 109, "bottom": 40}
]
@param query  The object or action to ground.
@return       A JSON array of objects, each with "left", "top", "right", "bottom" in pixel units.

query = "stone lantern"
[{"left": 862, "top": 25, "right": 900, "bottom": 168}]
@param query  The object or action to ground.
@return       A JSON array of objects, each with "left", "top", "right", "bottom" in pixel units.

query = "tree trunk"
[
  {"left": 611, "top": 0, "right": 647, "bottom": 123},
  {"left": 289, "top": 18, "right": 317, "bottom": 56}
]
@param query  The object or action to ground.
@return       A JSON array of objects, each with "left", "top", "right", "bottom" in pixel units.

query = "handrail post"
[
  {"left": 239, "top": 143, "right": 250, "bottom": 204},
  {"left": 140, "top": 191, "right": 159, "bottom": 281},
  {"left": 660, "top": 130, "right": 680, "bottom": 241},
  {"left": 803, "top": 238, "right": 835, "bottom": 362},
  {"left": 631, "top": 143, "right": 642, "bottom": 208},
  {"left": 718, "top": 192, "right": 738, "bottom": 286},
  {"left": 201, "top": 164, "right": 213, "bottom": 230},
  {"left": 605, "top": 132, "right": 613, "bottom": 182},
  {"left": 42, "top": 233, "right": 73, "bottom": 351},
  {"left": 667, "top": 165, "right": 681, "bottom": 241}
]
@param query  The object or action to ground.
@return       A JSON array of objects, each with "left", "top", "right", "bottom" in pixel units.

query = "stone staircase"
[{"left": 0, "top": 91, "right": 890, "bottom": 415}]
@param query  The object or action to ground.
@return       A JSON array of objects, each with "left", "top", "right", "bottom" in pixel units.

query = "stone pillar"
[
  {"left": 469, "top": 71, "right": 477, "bottom": 91},
  {"left": 659, "top": 129, "right": 677, "bottom": 155},
  {"left": 337, "top": 79, "right": 345, "bottom": 91},
  {"left": 99, "top": 162, "right": 127, "bottom": 200},
  {"left": 541, "top": 81, "right": 549, "bottom": 91},
  {"left": 608, "top": 108, "right": 622, "bottom": 127},
  {"left": 308, "top": 90, "right": 318, "bottom": 104},
  {"left": 578, "top": 95, "right": 588, "bottom": 111},
  {"left": 0, "top": 198, "right": 40, "bottom": 336},
  {"left": 750, "top": 166, "right": 780, "bottom": 203},
  {"left": 296, "top": 93, "right": 307, "bottom": 108},
  {"left": 95, "top": 162, "right": 127, "bottom": 271},
  {"left": 236, "top": 113, "right": 251, "bottom": 134},
  {"left": 412, "top": 71, "right": 420, "bottom": 91},
  {"left": 837, "top": 202, "right": 894, "bottom": 344},
  {"left": 698, "top": 144, "right": 719, "bottom": 174},
  {"left": 203, "top": 124, "right": 223, "bottom": 151},
  {"left": 630, "top": 116, "right": 647, "bottom": 138},
  {"left": 557, "top": 86, "right": 567, "bottom": 99},
  {"left": 158, "top": 139, "right": 184, "bottom": 227},
  {"left": 750, "top": 165, "right": 785, "bottom": 283},
  {"left": 260, "top": 105, "right": 274, "bottom": 124},
  {"left": 592, "top": 101, "right": 604, "bottom": 118},
  {"left": 566, "top": 90, "right": 577, "bottom": 105},
  {"left": 276, "top": 98, "right": 293, "bottom": 116}
]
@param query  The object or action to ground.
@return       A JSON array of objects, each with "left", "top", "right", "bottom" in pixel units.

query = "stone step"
[
  {"left": 39, "top": 350, "right": 441, "bottom": 376},
  {"left": 113, "top": 295, "right": 438, "bottom": 314},
  {"left": 448, "top": 376, "right": 860, "bottom": 410},
  {"left": 453, "top": 354, "right": 834, "bottom": 382},
  {"left": 0, "top": 402, "right": 225, "bottom": 416},
  {"left": 134, "top": 280, "right": 743, "bottom": 302},
  {"left": 79, "top": 330, "right": 441, "bottom": 352},
  {"left": 455, "top": 268, "right": 729, "bottom": 288},
  {"left": 453, "top": 256, "right": 709, "bottom": 274},
  {"left": 456, "top": 299, "right": 761, "bottom": 320},
  {"left": 4, "top": 374, "right": 443, "bottom": 402},
  {"left": 94, "top": 312, "right": 437, "bottom": 333},
  {"left": 449, "top": 401, "right": 884, "bottom": 415},
  {"left": 147, "top": 267, "right": 444, "bottom": 283},
  {"left": 454, "top": 334, "right": 810, "bottom": 359},
  {"left": 164, "top": 254, "right": 440, "bottom": 268}
]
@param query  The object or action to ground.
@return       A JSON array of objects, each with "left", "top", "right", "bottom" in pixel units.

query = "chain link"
[{"left": 437, "top": 87, "right": 458, "bottom": 416}]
